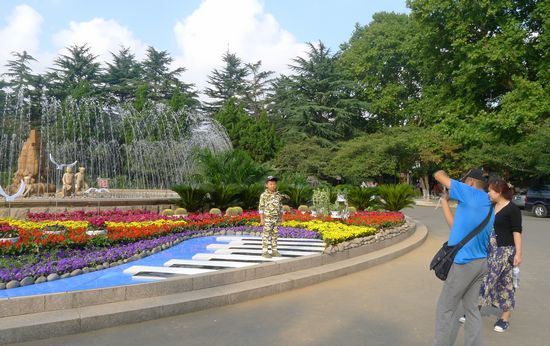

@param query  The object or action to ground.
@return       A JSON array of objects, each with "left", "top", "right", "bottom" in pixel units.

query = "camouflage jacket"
[{"left": 258, "top": 189, "right": 284, "bottom": 219}]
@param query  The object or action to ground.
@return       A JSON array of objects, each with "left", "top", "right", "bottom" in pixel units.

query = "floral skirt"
[{"left": 479, "top": 231, "right": 516, "bottom": 311}]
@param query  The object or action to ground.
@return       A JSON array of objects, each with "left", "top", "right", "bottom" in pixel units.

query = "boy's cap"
[
  {"left": 461, "top": 168, "right": 485, "bottom": 182},
  {"left": 265, "top": 175, "right": 278, "bottom": 182}
]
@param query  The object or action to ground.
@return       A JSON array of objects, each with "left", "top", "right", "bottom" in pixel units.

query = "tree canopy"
[{"left": 1, "top": 0, "right": 549, "bottom": 186}]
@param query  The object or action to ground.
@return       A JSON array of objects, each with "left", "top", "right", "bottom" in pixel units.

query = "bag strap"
[{"left": 453, "top": 204, "right": 494, "bottom": 253}]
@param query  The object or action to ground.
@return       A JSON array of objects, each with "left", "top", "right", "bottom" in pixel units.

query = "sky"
[{"left": 0, "top": 0, "right": 409, "bottom": 93}]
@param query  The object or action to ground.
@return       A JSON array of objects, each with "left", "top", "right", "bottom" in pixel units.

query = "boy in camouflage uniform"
[{"left": 258, "top": 176, "right": 284, "bottom": 258}]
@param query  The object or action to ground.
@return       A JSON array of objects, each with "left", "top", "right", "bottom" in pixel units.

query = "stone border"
[
  {"left": 0, "top": 198, "right": 176, "bottom": 218},
  {"left": 0, "top": 222, "right": 427, "bottom": 345}
]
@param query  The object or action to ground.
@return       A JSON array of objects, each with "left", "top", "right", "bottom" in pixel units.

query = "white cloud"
[
  {"left": 173, "top": 0, "right": 307, "bottom": 92},
  {"left": 0, "top": 5, "right": 43, "bottom": 74},
  {"left": 52, "top": 18, "right": 148, "bottom": 65}
]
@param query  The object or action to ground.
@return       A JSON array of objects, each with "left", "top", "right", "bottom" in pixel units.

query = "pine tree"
[
  {"left": 46, "top": 44, "right": 102, "bottom": 99},
  {"left": 204, "top": 51, "right": 249, "bottom": 114}
]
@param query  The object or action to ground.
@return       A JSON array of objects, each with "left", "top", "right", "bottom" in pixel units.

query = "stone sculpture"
[
  {"left": 62, "top": 166, "right": 75, "bottom": 197},
  {"left": 75, "top": 167, "right": 87, "bottom": 194}
]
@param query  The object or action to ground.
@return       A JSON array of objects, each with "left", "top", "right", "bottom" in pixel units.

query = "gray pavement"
[{"left": 14, "top": 207, "right": 549, "bottom": 346}]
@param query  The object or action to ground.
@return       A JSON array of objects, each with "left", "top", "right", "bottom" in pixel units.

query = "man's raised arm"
[{"left": 434, "top": 170, "right": 451, "bottom": 190}]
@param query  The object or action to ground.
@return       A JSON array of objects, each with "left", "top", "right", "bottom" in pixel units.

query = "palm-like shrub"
[
  {"left": 194, "top": 149, "right": 269, "bottom": 185},
  {"left": 206, "top": 184, "right": 240, "bottom": 210},
  {"left": 377, "top": 184, "right": 416, "bottom": 211},
  {"left": 279, "top": 183, "right": 313, "bottom": 208},
  {"left": 347, "top": 186, "right": 380, "bottom": 211},
  {"left": 172, "top": 184, "right": 208, "bottom": 212},
  {"left": 237, "top": 183, "right": 264, "bottom": 210}
]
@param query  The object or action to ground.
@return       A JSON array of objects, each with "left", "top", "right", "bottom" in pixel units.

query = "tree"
[
  {"left": 2, "top": 51, "right": 42, "bottom": 124},
  {"left": 271, "top": 138, "right": 333, "bottom": 176},
  {"left": 141, "top": 46, "right": 198, "bottom": 105},
  {"left": 103, "top": 47, "right": 142, "bottom": 103},
  {"left": 214, "top": 98, "right": 279, "bottom": 162},
  {"left": 46, "top": 44, "right": 102, "bottom": 99},
  {"left": 407, "top": 0, "right": 547, "bottom": 125},
  {"left": 238, "top": 111, "right": 279, "bottom": 162},
  {"left": 244, "top": 60, "right": 274, "bottom": 117},
  {"left": 328, "top": 126, "right": 461, "bottom": 184},
  {"left": 337, "top": 13, "right": 421, "bottom": 127},
  {"left": 271, "top": 41, "right": 368, "bottom": 142},
  {"left": 204, "top": 51, "right": 249, "bottom": 114},
  {"left": 2, "top": 51, "right": 37, "bottom": 95}
]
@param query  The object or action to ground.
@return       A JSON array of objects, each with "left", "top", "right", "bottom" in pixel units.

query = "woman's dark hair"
[{"left": 488, "top": 179, "right": 514, "bottom": 200}]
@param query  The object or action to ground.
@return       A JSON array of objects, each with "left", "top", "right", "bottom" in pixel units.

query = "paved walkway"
[{"left": 14, "top": 207, "right": 549, "bottom": 346}]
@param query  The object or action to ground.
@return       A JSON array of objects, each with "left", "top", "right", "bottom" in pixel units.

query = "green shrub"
[
  {"left": 234, "top": 206, "right": 243, "bottom": 215},
  {"left": 174, "top": 208, "right": 188, "bottom": 216},
  {"left": 377, "top": 184, "right": 416, "bottom": 211},
  {"left": 298, "top": 205, "right": 309, "bottom": 212},
  {"left": 193, "top": 149, "right": 269, "bottom": 185},
  {"left": 279, "top": 183, "right": 313, "bottom": 208},
  {"left": 206, "top": 184, "right": 240, "bottom": 210},
  {"left": 347, "top": 186, "right": 380, "bottom": 211},
  {"left": 161, "top": 209, "right": 174, "bottom": 216},
  {"left": 283, "top": 205, "right": 291, "bottom": 212},
  {"left": 209, "top": 208, "right": 222, "bottom": 215},
  {"left": 225, "top": 207, "right": 238, "bottom": 216},
  {"left": 348, "top": 206, "right": 357, "bottom": 214},
  {"left": 172, "top": 184, "right": 208, "bottom": 212},
  {"left": 236, "top": 183, "right": 264, "bottom": 210}
]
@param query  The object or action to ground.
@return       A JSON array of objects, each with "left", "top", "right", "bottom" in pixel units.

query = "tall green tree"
[
  {"left": 272, "top": 41, "right": 368, "bottom": 142},
  {"left": 408, "top": 0, "right": 548, "bottom": 127},
  {"left": 46, "top": 44, "right": 102, "bottom": 99},
  {"left": 2, "top": 51, "right": 37, "bottom": 95},
  {"left": 337, "top": 13, "right": 421, "bottom": 127},
  {"left": 103, "top": 47, "right": 142, "bottom": 103},
  {"left": 214, "top": 98, "right": 279, "bottom": 162},
  {"left": 204, "top": 51, "right": 250, "bottom": 114},
  {"left": 244, "top": 60, "right": 274, "bottom": 117},
  {"left": 141, "top": 46, "right": 198, "bottom": 106},
  {"left": 2, "top": 51, "right": 43, "bottom": 124}
]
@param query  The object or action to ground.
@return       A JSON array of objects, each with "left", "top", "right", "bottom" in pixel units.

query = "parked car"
[
  {"left": 512, "top": 190, "right": 526, "bottom": 209},
  {"left": 524, "top": 185, "right": 550, "bottom": 218}
]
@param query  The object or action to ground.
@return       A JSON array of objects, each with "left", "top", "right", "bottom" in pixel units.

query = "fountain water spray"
[{"left": 0, "top": 95, "right": 232, "bottom": 193}]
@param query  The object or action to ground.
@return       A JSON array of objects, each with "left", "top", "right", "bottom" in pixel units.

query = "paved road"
[{"left": 16, "top": 207, "right": 549, "bottom": 346}]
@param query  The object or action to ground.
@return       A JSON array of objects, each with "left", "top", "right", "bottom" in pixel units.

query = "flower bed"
[{"left": 0, "top": 209, "right": 404, "bottom": 288}]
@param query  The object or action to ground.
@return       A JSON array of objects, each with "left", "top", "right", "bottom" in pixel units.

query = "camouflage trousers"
[{"left": 262, "top": 219, "right": 279, "bottom": 253}]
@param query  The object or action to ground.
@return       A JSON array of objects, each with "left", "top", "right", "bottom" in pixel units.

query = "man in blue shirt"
[{"left": 433, "top": 168, "right": 494, "bottom": 346}]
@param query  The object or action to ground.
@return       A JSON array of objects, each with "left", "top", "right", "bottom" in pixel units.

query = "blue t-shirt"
[{"left": 448, "top": 179, "right": 494, "bottom": 264}]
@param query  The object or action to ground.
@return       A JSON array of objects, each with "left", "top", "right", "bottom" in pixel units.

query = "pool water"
[{"left": 0, "top": 236, "right": 223, "bottom": 298}]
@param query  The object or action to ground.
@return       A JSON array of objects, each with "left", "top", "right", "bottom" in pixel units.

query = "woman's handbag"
[{"left": 430, "top": 205, "right": 494, "bottom": 281}]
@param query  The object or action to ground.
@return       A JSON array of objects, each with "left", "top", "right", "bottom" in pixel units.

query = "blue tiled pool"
[{"left": 0, "top": 236, "right": 223, "bottom": 298}]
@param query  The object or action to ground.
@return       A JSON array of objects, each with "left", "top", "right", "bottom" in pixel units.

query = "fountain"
[{"left": 0, "top": 94, "right": 232, "bottom": 215}]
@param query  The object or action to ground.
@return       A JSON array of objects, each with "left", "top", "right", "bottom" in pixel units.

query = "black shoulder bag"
[{"left": 430, "top": 204, "right": 494, "bottom": 281}]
